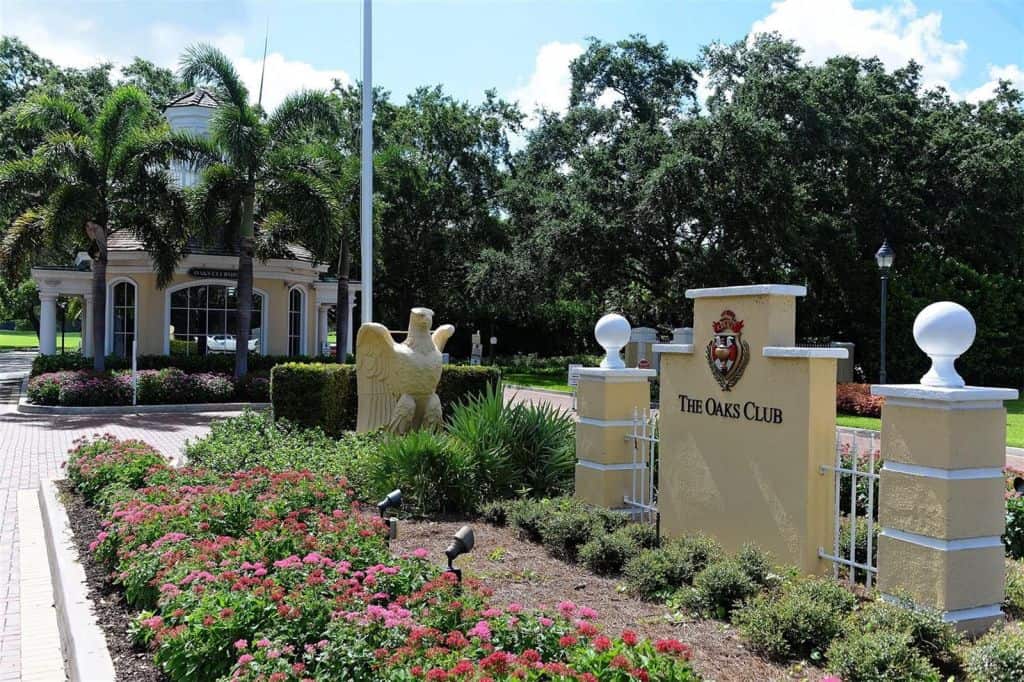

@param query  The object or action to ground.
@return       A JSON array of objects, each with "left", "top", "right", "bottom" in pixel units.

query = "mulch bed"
[
  {"left": 392, "top": 518, "right": 825, "bottom": 682},
  {"left": 59, "top": 485, "right": 823, "bottom": 682},
  {"left": 58, "top": 480, "right": 165, "bottom": 682}
]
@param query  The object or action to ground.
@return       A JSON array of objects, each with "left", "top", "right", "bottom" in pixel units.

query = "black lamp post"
[{"left": 875, "top": 239, "right": 895, "bottom": 383}]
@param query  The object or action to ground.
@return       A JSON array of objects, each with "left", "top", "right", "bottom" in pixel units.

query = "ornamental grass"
[{"left": 66, "top": 436, "right": 699, "bottom": 682}]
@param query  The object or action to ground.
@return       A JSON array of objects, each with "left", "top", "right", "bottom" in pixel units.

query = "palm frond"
[
  {"left": 211, "top": 104, "right": 266, "bottom": 169},
  {"left": 15, "top": 93, "right": 89, "bottom": 136},
  {"left": 36, "top": 132, "right": 98, "bottom": 185},
  {"left": 260, "top": 167, "right": 341, "bottom": 259},
  {"left": 94, "top": 86, "right": 155, "bottom": 168},
  {"left": 0, "top": 209, "right": 47, "bottom": 278},
  {"left": 188, "top": 162, "right": 245, "bottom": 245},
  {"left": 268, "top": 90, "right": 341, "bottom": 142},
  {"left": 179, "top": 44, "right": 250, "bottom": 111},
  {"left": 114, "top": 169, "right": 190, "bottom": 287},
  {"left": 0, "top": 157, "right": 54, "bottom": 209},
  {"left": 43, "top": 182, "right": 99, "bottom": 249},
  {"left": 110, "top": 125, "right": 220, "bottom": 178}
]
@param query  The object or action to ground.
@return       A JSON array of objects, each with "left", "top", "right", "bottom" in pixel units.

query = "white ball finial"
[
  {"left": 913, "top": 302, "right": 976, "bottom": 388},
  {"left": 595, "top": 313, "right": 631, "bottom": 369}
]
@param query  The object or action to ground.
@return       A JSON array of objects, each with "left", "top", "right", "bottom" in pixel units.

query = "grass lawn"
[
  {"left": 838, "top": 398, "right": 1024, "bottom": 448},
  {"left": 503, "top": 371, "right": 574, "bottom": 393},
  {"left": 0, "top": 330, "right": 80, "bottom": 350}
]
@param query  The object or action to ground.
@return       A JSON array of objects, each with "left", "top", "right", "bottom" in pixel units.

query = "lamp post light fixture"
[
  {"left": 377, "top": 489, "right": 402, "bottom": 542},
  {"left": 444, "top": 525, "right": 475, "bottom": 583},
  {"left": 875, "top": 239, "right": 895, "bottom": 383}
]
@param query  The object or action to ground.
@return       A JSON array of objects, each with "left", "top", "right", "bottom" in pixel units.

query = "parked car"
[{"left": 206, "top": 334, "right": 258, "bottom": 353}]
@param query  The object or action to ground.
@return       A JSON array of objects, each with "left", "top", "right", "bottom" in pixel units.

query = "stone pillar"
[
  {"left": 38, "top": 292, "right": 57, "bottom": 355},
  {"left": 625, "top": 326, "right": 658, "bottom": 368},
  {"left": 345, "top": 292, "right": 356, "bottom": 357},
  {"left": 317, "top": 305, "right": 329, "bottom": 355},
  {"left": 874, "top": 302, "right": 1018, "bottom": 634},
  {"left": 81, "top": 294, "right": 93, "bottom": 357},
  {"left": 574, "top": 314, "right": 656, "bottom": 508}
]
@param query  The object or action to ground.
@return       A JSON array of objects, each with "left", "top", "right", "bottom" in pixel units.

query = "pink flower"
[
  {"left": 557, "top": 600, "right": 576, "bottom": 616},
  {"left": 412, "top": 548, "right": 429, "bottom": 559},
  {"left": 234, "top": 639, "right": 248, "bottom": 650},
  {"left": 237, "top": 654, "right": 254, "bottom": 665},
  {"left": 256, "top": 638, "right": 272, "bottom": 648},
  {"left": 468, "top": 620, "right": 492, "bottom": 641}
]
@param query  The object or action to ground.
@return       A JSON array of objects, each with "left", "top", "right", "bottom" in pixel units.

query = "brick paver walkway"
[{"left": 0, "top": 401, "right": 239, "bottom": 681}]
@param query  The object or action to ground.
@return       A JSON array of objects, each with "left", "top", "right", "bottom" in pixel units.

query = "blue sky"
[{"left": 2, "top": 0, "right": 1022, "bottom": 112}]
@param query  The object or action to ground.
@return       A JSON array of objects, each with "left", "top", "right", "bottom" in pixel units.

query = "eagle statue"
[{"left": 355, "top": 307, "right": 455, "bottom": 434}]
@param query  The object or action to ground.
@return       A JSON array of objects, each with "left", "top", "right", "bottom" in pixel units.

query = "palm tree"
[
  {"left": 177, "top": 44, "right": 338, "bottom": 377},
  {"left": 0, "top": 86, "right": 199, "bottom": 371}
]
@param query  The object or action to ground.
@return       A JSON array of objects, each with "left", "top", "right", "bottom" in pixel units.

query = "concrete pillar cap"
[
  {"left": 595, "top": 313, "right": 630, "bottom": 369},
  {"left": 913, "top": 302, "right": 976, "bottom": 388}
]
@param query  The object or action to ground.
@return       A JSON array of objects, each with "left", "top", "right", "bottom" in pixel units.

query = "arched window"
[
  {"left": 168, "top": 283, "right": 264, "bottom": 356},
  {"left": 288, "top": 287, "right": 305, "bottom": 356},
  {"left": 110, "top": 280, "right": 136, "bottom": 357}
]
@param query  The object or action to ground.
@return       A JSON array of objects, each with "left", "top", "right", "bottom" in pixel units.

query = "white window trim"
[
  {"left": 106, "top": 277, "right": 138, "bottom": 356},
  {"left": 287, "top": 284, "right": 307, "bottom": 356},
  {"left": 162, "top": 279, "right": 269, "bottom": 355}
]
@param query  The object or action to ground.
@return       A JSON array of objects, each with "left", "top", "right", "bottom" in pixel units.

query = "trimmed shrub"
[
  {"left": 269, "top": 363, "right": 500, "bottom": 437},
  {"left": 1006, "top": 494, "right": 1024, "bottom": 560},
  {"left": 736, "top": 543, "right": 773, "bottom": 585},
  {"left": 26, "top": 371, "right": 65, "bottom": 404},
  {"left": 623, "top": 534, "right": 723, "bottom": 600},
  {"left": 234, "top": 371, "right": 270, "bottom": 402},
  {"left": 677, "top": 559, "right": 759, "bottom": 618},
  {"left": 30, "top": 351, "right": 345, "bottom": 377},
  {"left": 28, "top": 368, "right": 255, "bottom": 406},
  {"left": 270, "top": 363, "right": 357, "bottom": 435},
  {"left": 844, "top": 598, "right": 962, "bottom": 675},
  {"left": 1006, "top": 560, "right": 1024, "bottom": 618},
  {"left": 578, "top": 529, "right": 636, "bottom": 576},
  {"left": 735, "top": 575, "right": 857, "bottom": 661},
  {"left": 965, "top": 622, "right": 1024, "bottom": 682},
  {"left": 539, "top": 507, "right": 602, "bottom": 561},
  {"left": 183, "top": 410, "right": 378, "bottom": 486},
  {"left": 826, "top": 629, "right": 941, "bottom": 682},
  {"left": 508, "top": 498, "right": 550, "bottom": 542},
  {"left": 836, "top": 383, "right": 885, "bottom": 417}
]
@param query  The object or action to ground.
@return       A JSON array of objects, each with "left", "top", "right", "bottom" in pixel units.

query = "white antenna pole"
[{"left": 360, "top": 0, "right": 374, "bottom": 323}]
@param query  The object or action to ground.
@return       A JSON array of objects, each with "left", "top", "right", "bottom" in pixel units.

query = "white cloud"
[
  {"left": 751, "top": 0, "right": 967, "bottom": 90},
  {"left": 3, "top": 8, "right": 350, "bottom": 111},
  {"left": 508, "top": 41, "right": 584, "bottom": 124},
  {"left": 964, "top": 64, "right": 1024, "bottom": 103}
]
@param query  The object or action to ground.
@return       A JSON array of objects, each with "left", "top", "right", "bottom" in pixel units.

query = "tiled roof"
[
  {"left": 165, "top": 89, "right": 220, "bottom": 109},
  {"left": 106, "top": 232, "right": 315, "bottom": 263}
]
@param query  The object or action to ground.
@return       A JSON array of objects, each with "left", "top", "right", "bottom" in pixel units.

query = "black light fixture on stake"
[
  {"left": 444, "top": 525, "right": 475, "bottom": 584},
  {"left": 377, "top": 489, "right": 402, "bottom": 543}
]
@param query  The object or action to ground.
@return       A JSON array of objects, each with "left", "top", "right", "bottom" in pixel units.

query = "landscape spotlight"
[
  {"left": 444, "top": 525, "right": 475, "bottom": 583},
  {"left": 377, "top": 489, "right": 402, "bottom": 518}
]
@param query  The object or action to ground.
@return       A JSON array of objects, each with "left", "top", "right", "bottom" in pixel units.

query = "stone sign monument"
[{"left": 656, "top": 285, "right": 847, "bottom": 573}]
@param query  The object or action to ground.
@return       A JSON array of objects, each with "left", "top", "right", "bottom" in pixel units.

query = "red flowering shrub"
[
  {"left": 836, "top": 383, "right": 884, "bottom": 418},
  {"left": 29, "top": 368, "right": 263, "bottom": 406},
  {"left": 72, "top": 438, "right": 699, "bottom": 682},
  {"left": 65, "top": 435, "right": 170, "bottom": 503},
  {"left": 28, "top": 370, "right": 132, "bottom": 406}
]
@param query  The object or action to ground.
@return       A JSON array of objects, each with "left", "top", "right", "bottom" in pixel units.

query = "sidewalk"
[{"left": 0, "top": 402, "right": 238, "bottom": 681}]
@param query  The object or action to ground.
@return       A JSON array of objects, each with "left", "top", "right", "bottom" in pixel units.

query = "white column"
[
  {"left": 82, "top": 294, "right": 93, "bottom": 357},
  {"left": 318, "top": 305, "right": 329, "bottom": 355},
  {"left": 346, "top": 292, "right": 356, "bottom": 356},
  {"left": 39, "top": 293, "right": 57, "bottom": 355}
]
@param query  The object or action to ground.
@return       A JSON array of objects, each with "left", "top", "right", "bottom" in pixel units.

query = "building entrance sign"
[
  {"left": 188, "top": 267, "right": 239, "bottom": 279},
  {"left": 655, "top": 284, "right": 847, "bottom": 573}
]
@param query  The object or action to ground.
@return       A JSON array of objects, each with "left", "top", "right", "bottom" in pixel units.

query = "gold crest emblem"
[{"left": 706, "top": 310, "right": 750, "bottom": 391}]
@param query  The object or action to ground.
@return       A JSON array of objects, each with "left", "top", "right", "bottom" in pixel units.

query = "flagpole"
[{"left": 360, "top": 0, "right": 374, "bottom": 323}]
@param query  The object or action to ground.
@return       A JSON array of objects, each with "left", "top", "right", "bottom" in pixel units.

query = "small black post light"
[
  {"left": 377, "top": 489, "right": 402, "bottom": 542},
  {"left": 1014, "top": 477, "right": 1024, "bottom": 496},
  {"left": 875, "top": 239, "right": 895, "bottom": 384},
  {"left": 444, "top": 525, "right": 475, "bottom": 583}
]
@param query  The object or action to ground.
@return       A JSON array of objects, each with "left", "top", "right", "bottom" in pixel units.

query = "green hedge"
[
  {"left": 270, "top": 363, "right": 501, "bottom": 436},
  {"left": 30, "top": 351, "right": 352, "bottom": 377}
]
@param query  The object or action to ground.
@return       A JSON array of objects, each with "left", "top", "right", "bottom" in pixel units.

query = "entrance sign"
[
  {"left": 655, "top": 284, "right": 847, "bottom": 573},
  {"left": 188, "top": 267, "right": 239, "bottom": 279},
  {"left": 567, "top": 364, "right": 582, "bottom": 387}
]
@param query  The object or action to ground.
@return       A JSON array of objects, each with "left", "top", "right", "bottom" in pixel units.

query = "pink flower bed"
[{"left": 67, "top": 436, "right": 699, "bottom": 681}]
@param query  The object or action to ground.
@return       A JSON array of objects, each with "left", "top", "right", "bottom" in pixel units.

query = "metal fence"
[
  {"left": 624, "top": 407, "right": 659, "bottom": 527},
  {"left": 820, "top": 429, "right": 881, "bottom": 586}
]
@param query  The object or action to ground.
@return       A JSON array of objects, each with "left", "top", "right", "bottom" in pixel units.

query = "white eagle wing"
[
  {"left": 432, "top": 324, "right": 455, "bottom": 353},
  {"left": 356, "top": 323, "right": 400, "bottom": 432}
]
